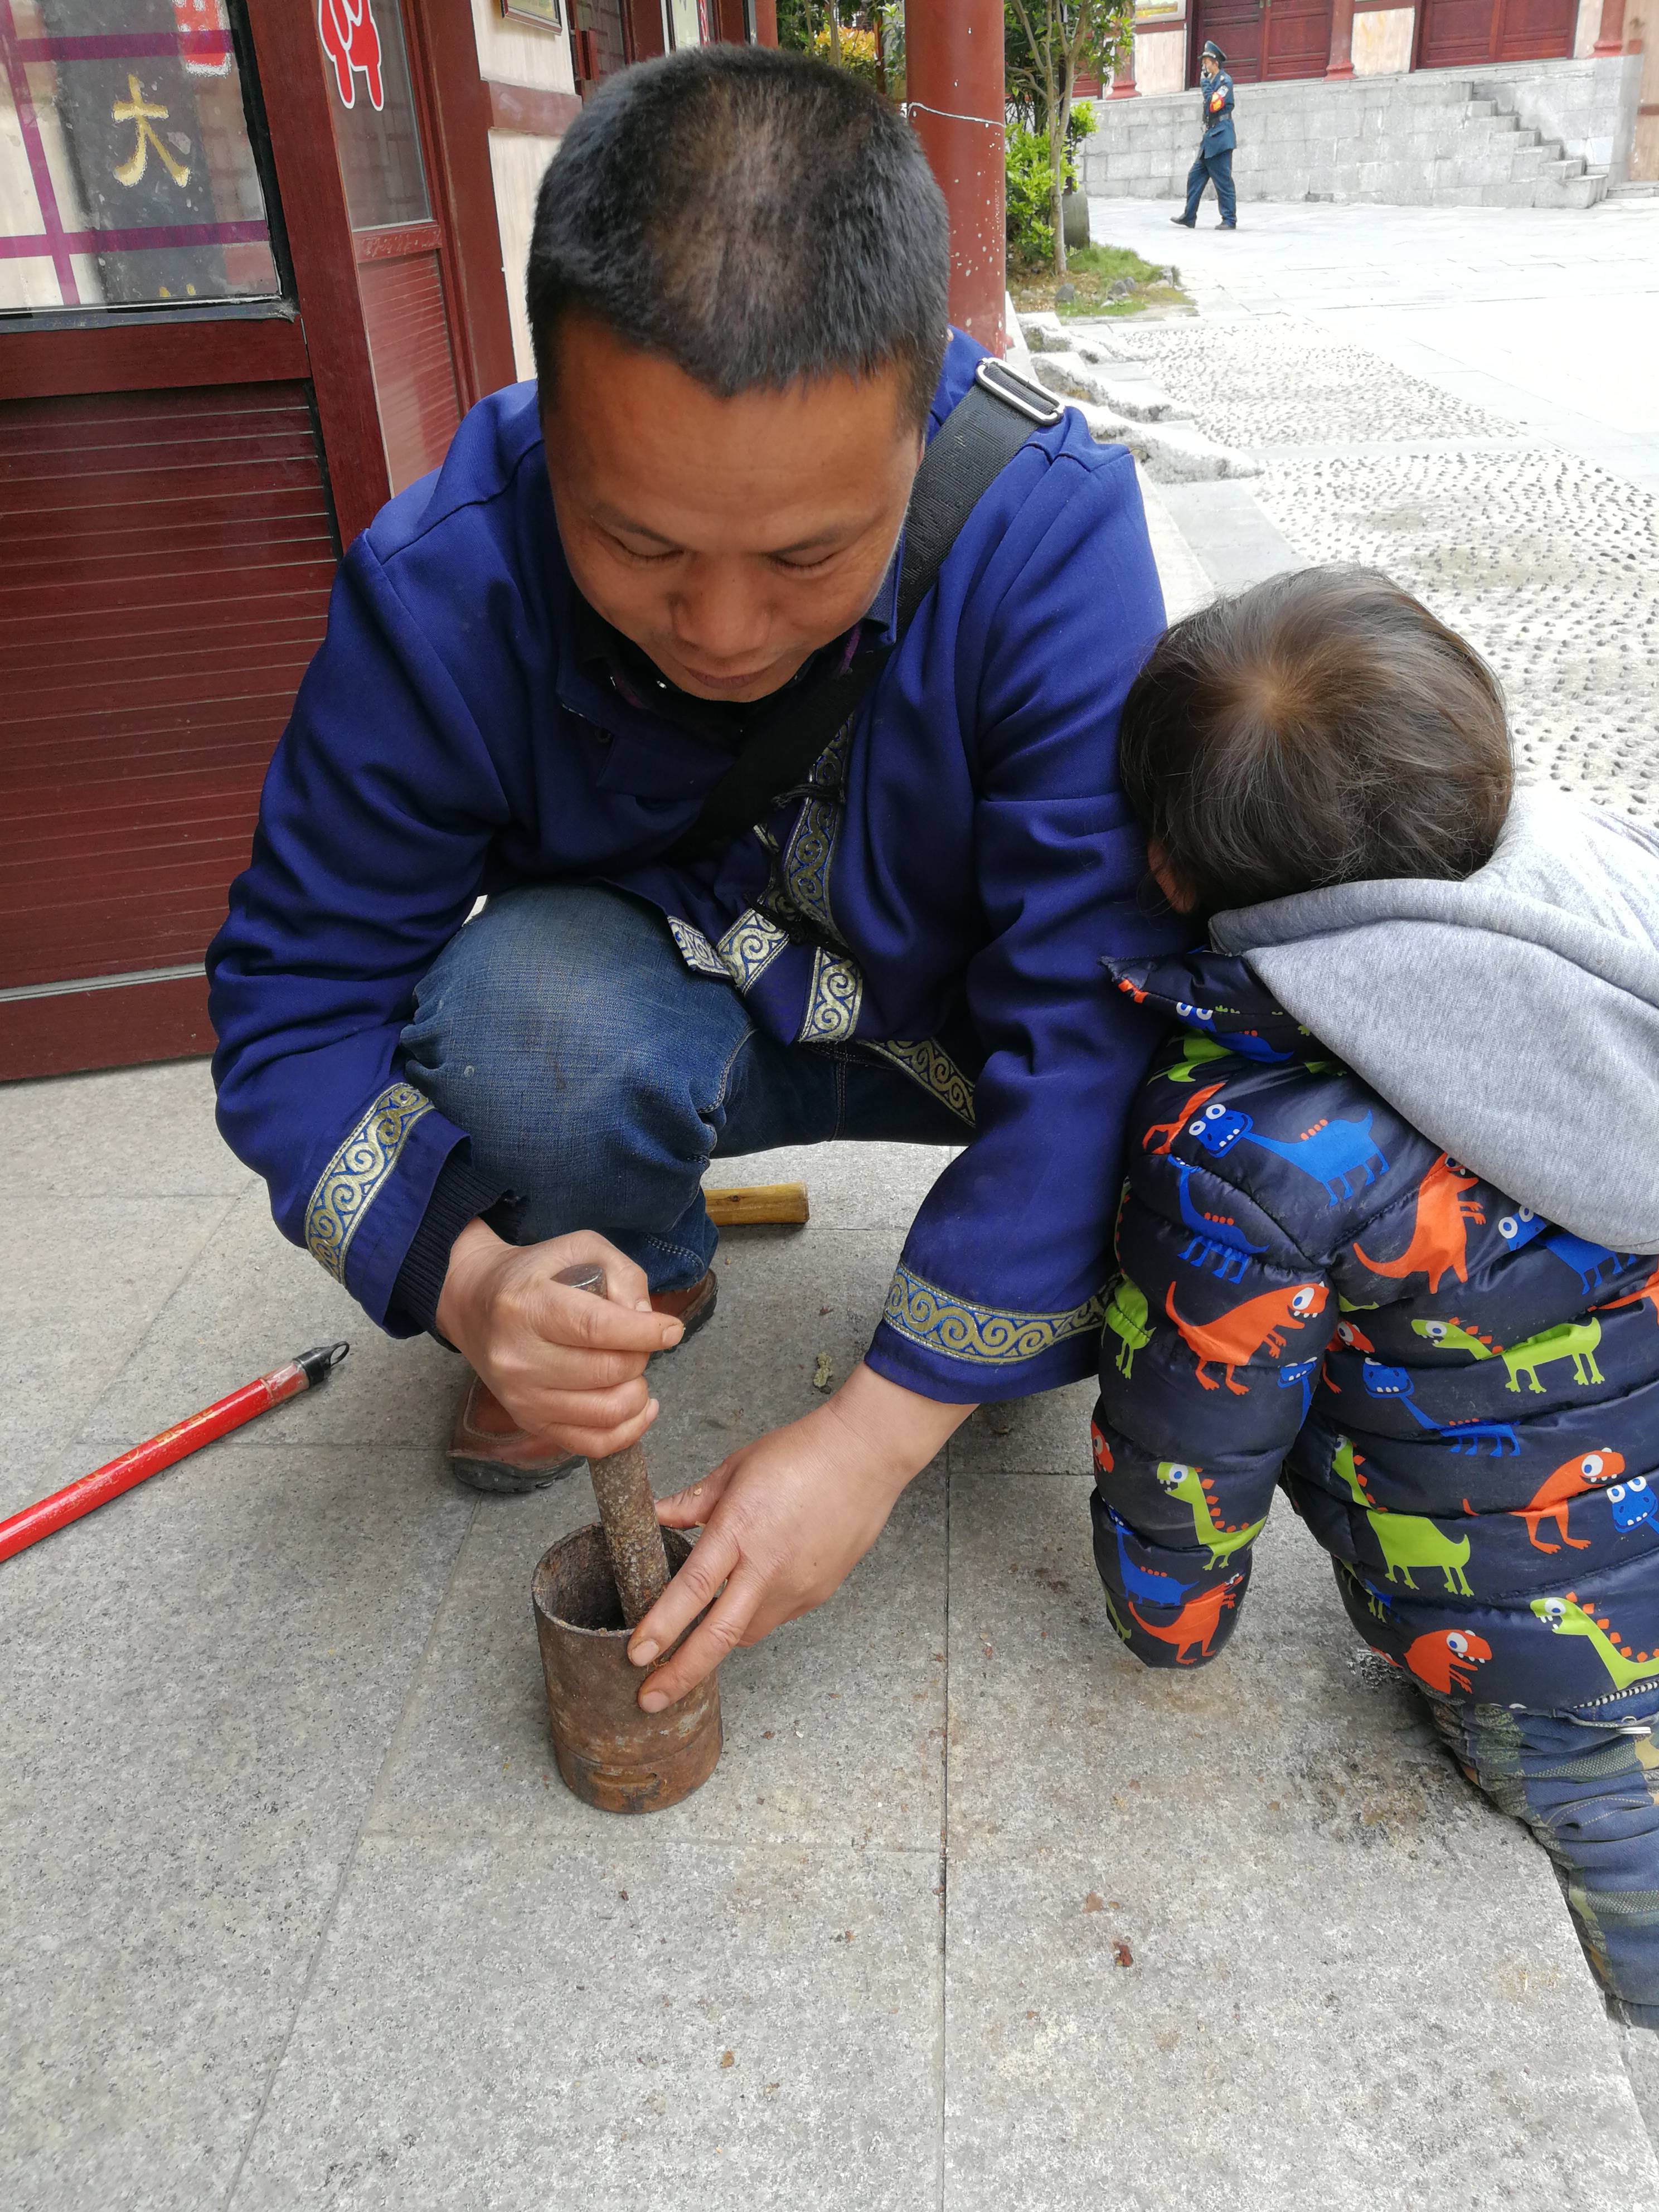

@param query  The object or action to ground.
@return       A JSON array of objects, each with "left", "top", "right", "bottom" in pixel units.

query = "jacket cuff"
[
  {"left": 864, "top": 1261, "right": 1108, "bottom": 1404},
  {"left": 390, "top": 1151, "right": 510, "bottom": 1340}
]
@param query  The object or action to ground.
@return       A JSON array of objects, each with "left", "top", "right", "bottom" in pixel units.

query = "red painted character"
[{"left": 319, "top": 0, "right": 384, "bottom": 112}]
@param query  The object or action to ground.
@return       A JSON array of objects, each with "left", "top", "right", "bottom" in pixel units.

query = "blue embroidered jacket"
[
  {"left": 207, "top": 331, "right": 1186, "bottom": 1402},
  {"left": 1092, "top": 950, "right": 1659, "bottom": 1710}
]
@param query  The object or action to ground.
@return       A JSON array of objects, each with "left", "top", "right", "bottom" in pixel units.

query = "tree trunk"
[{"left": 827, "top": 1, "right": 841, "bottom": 65}]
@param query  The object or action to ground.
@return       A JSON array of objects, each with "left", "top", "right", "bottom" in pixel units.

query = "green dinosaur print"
[
  {"left": 1532, "top": 1593, "right": 1659, "bottom": 1690},
  {"left": 1331, "top": 1437, "right": 1474, "bottom": 1597},
  {"left": 1412, "top": 1317, "right": 1501, "bottom": 1361},
  {"left": 1154, "top": 1461, "right": 1265, "bottom": 1570},
  {"left": 1105, "top": 1274, "right": 1151, "bottom": 1379},
  {"left": 1159, "top": 1035, "right": 1230, "bottom": 1084},
  {"left": 1504, "top": 1317, "right": 1605, "bottom": 1395}
]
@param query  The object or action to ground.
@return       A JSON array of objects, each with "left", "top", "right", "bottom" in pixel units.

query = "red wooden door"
[
  {"left": 1417, "top": 0, "right": 1576, "bottom": 66},
  {"left": 1263, "top": 0, "right": 1333, "bottom": 77},
  {"left": 0, "top": 1, "right": 369, "bottom": 1080},
  {"left": 1192, "top": 0, "right": 1333, "bottom": 80},
  {"left": 1495, "top": 0, "right": 1577, "bottom": 58},
  {"left": 1191, "top": 0, "right": 1267, "bottom": 80},
  {"left": 321, "top": 0, "right": 469, "bottom": 494}
]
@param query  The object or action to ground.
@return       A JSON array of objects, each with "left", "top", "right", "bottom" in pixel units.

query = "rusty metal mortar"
[{"left": 530, "top": 1264, "right": 723, "bottom": 1813}]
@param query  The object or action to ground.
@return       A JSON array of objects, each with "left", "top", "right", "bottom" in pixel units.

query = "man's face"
[
  {"left": 1201, "top": 55, "right": 1216, "bottom": 77},
  {"left": 545, "top": 315, "right": 925, "bottom": 702}
]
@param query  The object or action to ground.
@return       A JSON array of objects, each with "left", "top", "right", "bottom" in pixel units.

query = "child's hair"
[{"left": 1118, "top": 566, "right": 1513, "bottom": 914}]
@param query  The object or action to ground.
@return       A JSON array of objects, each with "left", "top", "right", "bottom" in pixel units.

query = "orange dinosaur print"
[
  {"left": 1090, "top": 1419, "right": 1114, "bottom": 1475},
  {"left": 1512, "top": 1449, "right": 1625, "bottom": 1553},
  {"left": 1142, "top": 1081, "right": 1225, "bottom": 1158},
  {"left": 1404, "top": 1627, "right": 1492, "bottom": 1695},
  {"left": 1605, "top": 1262, "right": 1659, "bottom": 1330},
  {"left": 1165, "top": 1278, "right": 1328, "bottom": 1395},
  {"left": 1352, "top": 1153, "right": 1485, "bottom": 1293},
  {"left": 1127, "top": 1575, "right": 1243, "bottom": 1663}
]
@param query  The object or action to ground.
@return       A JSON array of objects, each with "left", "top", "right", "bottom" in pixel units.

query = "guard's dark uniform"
[{"left": 1178, "top": 52, "right": 1236, "bottom": 229}]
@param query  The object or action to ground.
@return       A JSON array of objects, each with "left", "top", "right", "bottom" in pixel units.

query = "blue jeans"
[
  {"left": 1423, "top": 1684, "right": 1659, "bottom": 2027},
  {"left": 1183, "top": 149, "right": 1235, "bottom": 225},
  {"left": 398, "top": 885, "right": 967, "bottom": 1292}
]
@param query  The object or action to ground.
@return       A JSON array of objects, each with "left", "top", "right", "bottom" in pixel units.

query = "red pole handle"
[{"left": 0, "top": 1342, "right": 349, "bottom": 1566}]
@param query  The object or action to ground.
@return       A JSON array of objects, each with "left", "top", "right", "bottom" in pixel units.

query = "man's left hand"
[{"left": 624, "top": 1362, "right": 974, "bottom": 1708}]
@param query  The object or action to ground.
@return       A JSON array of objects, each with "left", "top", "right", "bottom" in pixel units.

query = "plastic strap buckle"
[{"left": 973, "top": 355, "right": 1065, "bottom": 429}]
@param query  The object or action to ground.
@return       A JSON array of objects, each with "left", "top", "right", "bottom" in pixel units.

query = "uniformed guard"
[{"left": 1172, "top": 40, "right": 1237, "bottom": 232}]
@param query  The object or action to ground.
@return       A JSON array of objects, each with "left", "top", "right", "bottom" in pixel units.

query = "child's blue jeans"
[{"left": 1422, "top": 1682, "right": 1659, "bottom": 2027}]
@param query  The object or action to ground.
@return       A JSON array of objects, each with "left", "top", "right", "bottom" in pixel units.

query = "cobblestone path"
[{"left": 1107, "top": 311, "right": 1659, "bottom": 823}]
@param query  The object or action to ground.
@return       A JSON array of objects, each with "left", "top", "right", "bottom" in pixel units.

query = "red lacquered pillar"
[
  {"left": 1327, "top": 0, "right": 1356, "bottom": 77},
  {"left": 1110, "top": 34, "right": 1139, "bottom": 98},
  {"left": 1593, "top": 0, "right": 1627, "bottom": 53},
  {"left": 905, "top": 0, "right": 1006, "bottom": 353}
]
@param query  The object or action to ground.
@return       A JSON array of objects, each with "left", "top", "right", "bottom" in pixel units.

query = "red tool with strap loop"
[{"left": 0, "top": 1342, "right": 350, "bottom": 1565}]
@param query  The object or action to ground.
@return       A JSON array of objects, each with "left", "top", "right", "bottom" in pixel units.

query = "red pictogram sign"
[{"left": 318, "top": 0, "right": 384, "bottom": 113}]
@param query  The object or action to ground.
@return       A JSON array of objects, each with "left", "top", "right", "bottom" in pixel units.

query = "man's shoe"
[
  {"left": 1218, "top": 222, "right": 1237, "bottom": 230},
  {"left": 447, "top": 1269, "right": 720, "bottom": 1493},
  {"left": 1170, "top": 215, "right": 1195, "bottom": 227}
]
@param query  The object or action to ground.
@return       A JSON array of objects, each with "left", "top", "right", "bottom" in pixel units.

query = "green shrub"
[{"left": 1005, "top": 124, "right": 1055, "bottom": 272}]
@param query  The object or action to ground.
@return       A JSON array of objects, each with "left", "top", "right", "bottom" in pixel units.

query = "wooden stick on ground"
[{"left": 704, "top": 1181, "right": 810, "bottom": 1227}]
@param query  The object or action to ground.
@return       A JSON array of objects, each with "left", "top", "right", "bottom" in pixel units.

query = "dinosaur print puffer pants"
[{"left": 1423, "top": 1684, "right": 1659, "bottom": 2027}]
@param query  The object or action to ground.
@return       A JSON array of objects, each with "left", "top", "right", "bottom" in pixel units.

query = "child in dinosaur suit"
[{"left": 1093, "top": 566, "right": 1659, "bottom": 2024}]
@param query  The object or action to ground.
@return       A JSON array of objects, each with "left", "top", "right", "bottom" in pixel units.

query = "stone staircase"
[
  {"left": 1080, "top": 64, "right": 1623, "bottom": 212},
  {"left": 1009, "top": 306, "right": 1260, "bottom": 484},
  {"left": 1459, "top": 89, "right": 1607, "bottom": 210}
]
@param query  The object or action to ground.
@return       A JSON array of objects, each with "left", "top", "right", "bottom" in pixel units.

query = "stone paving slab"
[
  {"left": 943, "top": 1841, "right": 1658, "bottom": 2212},
  {"left": 0, "top": 1191, "right": 241, "bottom": 1516},
  {"left": 942, "top": 1472, "right": 1659, "bottom": 2207},
  {"left": 0, "top": 1442, "right": 473, "bottom": 2211},
  {"left": 367, "top": 1460, "right": 947, "bottom": 1857},
  {"left": 74, "top": 1180, "right": 468, "bottom": 1459},
  {"left": 0, "top": 1057, "right": 250, "bottom": 1201},
  {"left": 228, "top": 1830, "right": 944, "bottom": 2212}
]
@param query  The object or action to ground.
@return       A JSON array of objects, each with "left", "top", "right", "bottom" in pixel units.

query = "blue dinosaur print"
[
  {"left": 1094, "top": 940, "right": 1659, "bottom": 1723},
  {"left": 1170, "top": 1156, "right": 1267, "bottom": 1284},
  {"left": 1544, "top": 1231, "right": 1641, "bottom": 1298},
  {"left": 1361, "top": 1360, "right": 1521, "bottom": 1456},
  {"left": 1189, "top": 1100, "right": 1388, "bottom": 1205},
  {"left": 1496, "top": 1206, "right": 1545, "bottom": 1253},
  {"left": 1172, "top": 1000, "right": 1293, "bottom": 1064},
  {"left": 1104, "top": 1506, "right": 1191, "bottom": 1607},
  {"left": 1278, "top": 1356, "right": 1319, "bottom": 1419},
  {"left": 1609, "top": 1477, "right": 1659, "bottom": 1535}
]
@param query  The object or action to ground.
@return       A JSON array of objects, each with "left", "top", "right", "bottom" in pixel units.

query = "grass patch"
[{"left": 1010, "top": 242, "right": 1192, "bottom": 321}]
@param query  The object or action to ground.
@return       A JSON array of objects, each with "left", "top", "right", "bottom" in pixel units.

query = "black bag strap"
[{"left": 663, "top": 358, "right": 1064, "bottom": 867}]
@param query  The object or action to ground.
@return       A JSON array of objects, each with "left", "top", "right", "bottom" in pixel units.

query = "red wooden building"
[{"left": 0, "top": 0, "right": 775, "bottom": 1083}]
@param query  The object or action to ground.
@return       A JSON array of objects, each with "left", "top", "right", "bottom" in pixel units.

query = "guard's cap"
[{"left": 1202, "top": 40, "right": 1227, "bottom": 60}]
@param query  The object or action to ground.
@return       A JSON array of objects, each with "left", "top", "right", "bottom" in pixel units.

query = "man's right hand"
[{"left": 434, "top": 1221, "right": 682, "bottom": 1458}]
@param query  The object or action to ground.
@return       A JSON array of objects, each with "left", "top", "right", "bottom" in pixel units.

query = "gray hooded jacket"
[{"left": 1209, "top": 785, "right": 1659, "bottom": 1254}]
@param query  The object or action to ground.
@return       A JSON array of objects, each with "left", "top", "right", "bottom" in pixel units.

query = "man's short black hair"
[
  {"left": 1119, "top": 566, "right": 1513, "bottom": 914},
  {"left": 526, "top": 45, "right": 949, "bottom": 429}
]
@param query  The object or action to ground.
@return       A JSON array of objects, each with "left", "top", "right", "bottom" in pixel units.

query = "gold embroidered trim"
[
  {"left": 666, "top": 916, "right": 729, "bottom": 979},
  {"left": 797, "top": 945, "right": 864, "bottom": 1043},
  {"left": 864, "top": 1036, "right": 977, "bottom": 1128},
  {"left": 716, "top": 907, "right": 790, "bottom": 993},
  {"left": 783, "top": 794, "right": 844, "bottom": 943},
  {"left": 305, "top": 1081, "right": 434, "bottom": 1283},
  {"left": 882, "top": 1264, "right": 1109, "bottom": 1366}
]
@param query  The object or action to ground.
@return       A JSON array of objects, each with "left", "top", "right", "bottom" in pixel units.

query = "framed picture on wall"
[{"left": 501, "top": 0, "right": 564, "bottom": 27}]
